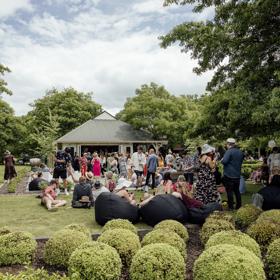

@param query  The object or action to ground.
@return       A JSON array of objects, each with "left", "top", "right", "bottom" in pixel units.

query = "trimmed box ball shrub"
[
  {"left": 68, "top": 241, "right": 122, "bottom": 280},
  {"left": 247, "top": 220, "right": 280, "bottom": 249},
  {"left": 0, "top": 268, "right": 69, "bottom": 279},
  {"left": 235, "top": 204, "right": 262, "bottom": 228},
  {"left": 193, "top": 244, "right": 265, "bottom": 280},
  {"left": 257, "top": 210, "right": 280, "bottom": 224},
  {"left": 267, "top": 238, "right": 280, "bottom": 280},
  {"left": 64, "top": 223, "right": 91, "bottom": 238},
  {"left": 98, "top": 228, "right": 140, "bottom": 266},
  {"left": 130, "top": 243, "right": 186, "bottom": 280},
  {"left": 44, "top": 229, "right": 90, "bottom": 267},
  {"left": 154, "top": 220, "right": 189, "bottom": 243},
  {"left": 102, "top": 219, "right": 137, "bottom": 234},
  {"left": 205, "top": 230, "right": 261, "bottom": 258},
  {"left": 200, "top": 219, "right": 235, "bottom": 244},
  {"left": 206, "top": 211, "right": 235, "bottom": 225},
  {"left": 141, "top": 229, "right": 186, "bottom": 259},
  {"left": 0, "top": 231, "right": 36, "bottom": 265}
]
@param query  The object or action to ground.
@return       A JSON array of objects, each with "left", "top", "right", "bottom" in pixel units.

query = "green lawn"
[
  {"left": 0, "top": 165, "right": 31, "bottom": 184},
  {"left": 0, "top": 183, "right": 261, "bottom": 237}
]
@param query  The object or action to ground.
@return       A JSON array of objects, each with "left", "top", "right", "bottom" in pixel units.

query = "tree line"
[{"left": 0, "top": 0, "right": 279, "bottom": 158}]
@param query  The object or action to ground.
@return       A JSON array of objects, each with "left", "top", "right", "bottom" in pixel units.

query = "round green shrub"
[
  {"left": 0, "top": 231, "right": 36, "bottom": 265},
  {"left": 141, "top": 229, "right": 186, "bottom": 259},
  {"left": 44, "top": 229, "right": 90, "bottom": 267},
  {"left": 235, "top": 204, "right": 262, "bottom": 228},
  {"left": 64, "top": 223, "right": 91, "bottom": 237},
  {"left": 200, "top": 219, "right": 235, "bottom": 244},
  {"left": 97, "top": 228, "right": 140, "bottom": 266},
  {"left": 257, "top": 210, "right": 280, "bottom": 224},
  {"left": 130, "top": 243, "right": 186, "bottom": 280},
  {"left": 0, "top": 226, "right": 11, "bottom": 236},
  {"left": 154, "top": 220, "right": 189, "bottom": 243},
  {"left": 0, "top": 268, "right": 69, "bottom": 279},
  {"left": 247, "top": 220, "right": 280, "bottom": 249},
  {"left": 206, "top": 211, "right": 235, "bottom": 225},
  {"left": 102, "top": 219, "right": 137, "bottom": 234},
  {"left": 267, "top": 238, "right": 280, "bottom": 280},
  {"left": 193, "top": 244, "right": 265, "bottom": 280},
  {"left": 205, "top": 230, "right": 261, "bottom": 258},
  {"left": 68, "top": 241, "right": 122, "bottom": 280}
]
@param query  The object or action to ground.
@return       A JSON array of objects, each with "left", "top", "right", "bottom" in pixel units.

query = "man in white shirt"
[{"left": 131, "top": 146, "right": 146, "bottom": 189}]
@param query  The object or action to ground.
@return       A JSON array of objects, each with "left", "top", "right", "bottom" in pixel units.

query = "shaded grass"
[{"left": 0, "top": 182, "right": 261, "bottom": 237}]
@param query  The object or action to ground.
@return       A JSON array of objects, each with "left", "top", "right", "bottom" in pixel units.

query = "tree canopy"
[
  {"left": 0, "top": 64, "right": 12, "bottom": 95},
  {"left": 117, "top": 82, "right": 201, "bottom": 147},
  {"left": 27, "top": 87, "right": 102, "bottom": 137},
  {"left": 160, "top": 0, "right": 280, "bottom": 141}
]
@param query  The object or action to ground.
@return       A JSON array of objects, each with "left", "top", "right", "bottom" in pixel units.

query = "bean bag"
[
  {"left": 95, "top": 192, "right": 139, "bottom": 226},
  {"left": 188, "top": 202, "right": 222, "bottom": 224},
  {"left": 139, "top": 194, "right": 189, "bottom": 226},
  {"left": 258, "top": 186, "right": 280, "bottom": 210}
]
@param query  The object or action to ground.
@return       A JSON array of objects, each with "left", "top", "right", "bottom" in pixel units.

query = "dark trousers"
[
  {"left": 223, "top": 176, "right": 241, "bottom": 210},
  {"left": 146, "top": 171, "right": 156, "bottom": 188}
]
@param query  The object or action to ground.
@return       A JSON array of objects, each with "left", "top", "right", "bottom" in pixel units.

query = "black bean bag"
[
  {"left": 94, "top": 192, "right": 139, "bottom": 226},
  {"left": 139, "top": 194, "right": 189, "bottom": 226},
  {"left": 188, "top": 202, "right": 222, "bottom": 224},
  {"left": 258, "top": 185, "right": 280, "bottom": 210}
]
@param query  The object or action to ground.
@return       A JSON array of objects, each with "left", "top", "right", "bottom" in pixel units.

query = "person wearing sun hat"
[
  {"left": 221, "top": 137, "right": 244, "bottom": 210},
  {"left": 114, "top": 177, "right": 136, "bottom": 205},
  {"left": 193, "top": 144, "right": 221, "bottom": 205}
]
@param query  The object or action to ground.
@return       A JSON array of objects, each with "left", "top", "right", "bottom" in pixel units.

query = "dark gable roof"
[{"left": 56, "top": 111, "right": 164, "bottom": 144}]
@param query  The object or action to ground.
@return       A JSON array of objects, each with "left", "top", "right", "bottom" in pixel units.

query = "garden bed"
[{"left": 0, "top": 225, "right": 203, "bottom": 280}]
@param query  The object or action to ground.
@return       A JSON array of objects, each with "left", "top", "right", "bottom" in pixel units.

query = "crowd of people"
[
  {"left": 5, "top": 138, "right": 278, "bottom": 213},
  {"left": 32, "top": 138, "right": 239, "bottom": 211}
]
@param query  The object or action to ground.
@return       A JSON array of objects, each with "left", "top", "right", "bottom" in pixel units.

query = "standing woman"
[
  {"left": 80, "top": 153, "right": 88, "bottom": 176},
  {"left": 194, "top": 144, "right": 221, "bottom": 205},
  {"left": 91, "top": 152, "right": 101, "bottom": 178},
  {"left": 4, "top": 150, "right": 17, "bottom": 181}
]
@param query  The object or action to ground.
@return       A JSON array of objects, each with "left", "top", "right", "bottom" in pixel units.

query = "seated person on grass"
[
  {"left": 72, "top": 176, "right": 94, "bottom": 208},
  {"left": 41, "top": 180, "right": 67, "bottom": 211},
  {"left": 114, "top": 178, "right": 136, "bottom": 205},
  {"left": 92, "top": 181, "right": 109, "bottom": 201},
  {"left": 29, "top": 172, "right": 48, "bottom": 191}
]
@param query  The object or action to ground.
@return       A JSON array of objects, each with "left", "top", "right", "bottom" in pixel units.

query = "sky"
[{"left": 0, "top": 0, "right": 214, "bottom": 116}]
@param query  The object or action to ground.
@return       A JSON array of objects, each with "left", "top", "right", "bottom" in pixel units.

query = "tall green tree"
[
  {"left": 27, "top": 87, "right": 102, "bottom": 137},
  {"left": 0, "top": 100, "right": 18, "bottom": 157},
  {"left": 0, "top": 64, "right": 12, "bottom": 95},
  {"left": 117, "top": 83, "right": 201, "bottom": 147},
  {"left": 160, "top": 0, "right": 280, "bottom": 140},
  {"left": 30, "top": 110, "right": 60, "bottom": 161}
]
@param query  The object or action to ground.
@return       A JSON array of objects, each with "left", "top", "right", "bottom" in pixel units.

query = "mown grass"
[{"left": 0, "top": 182, "right": 261, "bottom": 237}]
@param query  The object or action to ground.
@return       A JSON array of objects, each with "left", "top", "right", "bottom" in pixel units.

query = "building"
[{"left": 55, "top": 111, "right": 168, "bottom": 155}]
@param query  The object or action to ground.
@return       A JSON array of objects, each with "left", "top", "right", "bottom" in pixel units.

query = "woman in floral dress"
[{"left": 194, "top": 144, "right": 221, "bottom": 205}]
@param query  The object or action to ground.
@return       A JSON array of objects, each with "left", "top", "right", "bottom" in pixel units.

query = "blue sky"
[{"left": 0, "top": 0, "right": 214, "bottom": 115}]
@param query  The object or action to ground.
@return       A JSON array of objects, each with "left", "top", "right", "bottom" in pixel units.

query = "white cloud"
[
  {"left": 0, "top": 0, "right": 33, "bottom": 18},
  {"left": 1, "top": 0, "right": 213, "bottom": 116}
]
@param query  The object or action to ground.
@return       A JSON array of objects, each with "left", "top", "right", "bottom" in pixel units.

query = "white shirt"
[{"left": 131, "top": 152, "right": 146, "bottom": 172}]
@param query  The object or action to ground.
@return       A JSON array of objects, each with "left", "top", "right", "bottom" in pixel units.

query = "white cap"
[{"left": 227, "top": 138, "right": 236, "bottom": 144}]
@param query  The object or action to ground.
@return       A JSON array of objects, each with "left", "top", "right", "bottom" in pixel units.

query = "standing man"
[
  {"left": 221, "top": 138, "right": 244, "bottom": 210},
  {"left": 131, "top": 146, "right": 146, "bottom": 189},
  {"left": 145, "top": 148, "right": 158, "bottom": 190},
  {"left": 53, "top": 147, "right": 72, "bottom": 195}
]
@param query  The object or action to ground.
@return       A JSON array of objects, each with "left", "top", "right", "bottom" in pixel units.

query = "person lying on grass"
[{"left": 41, "top": 180, "right": 67, "bottom": 212}]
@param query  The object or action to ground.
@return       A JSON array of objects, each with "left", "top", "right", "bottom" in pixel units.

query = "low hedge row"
[{"left": 7, "top": 167, "right": 29, "bottom": 193}]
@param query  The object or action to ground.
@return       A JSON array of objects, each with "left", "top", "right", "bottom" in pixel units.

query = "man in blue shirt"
[
  {"left": 221, "top": 138, "right": 244, "bottom": 210},
  {"left": 145, "top": 148, "right": 158, "bottom": 190}
]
